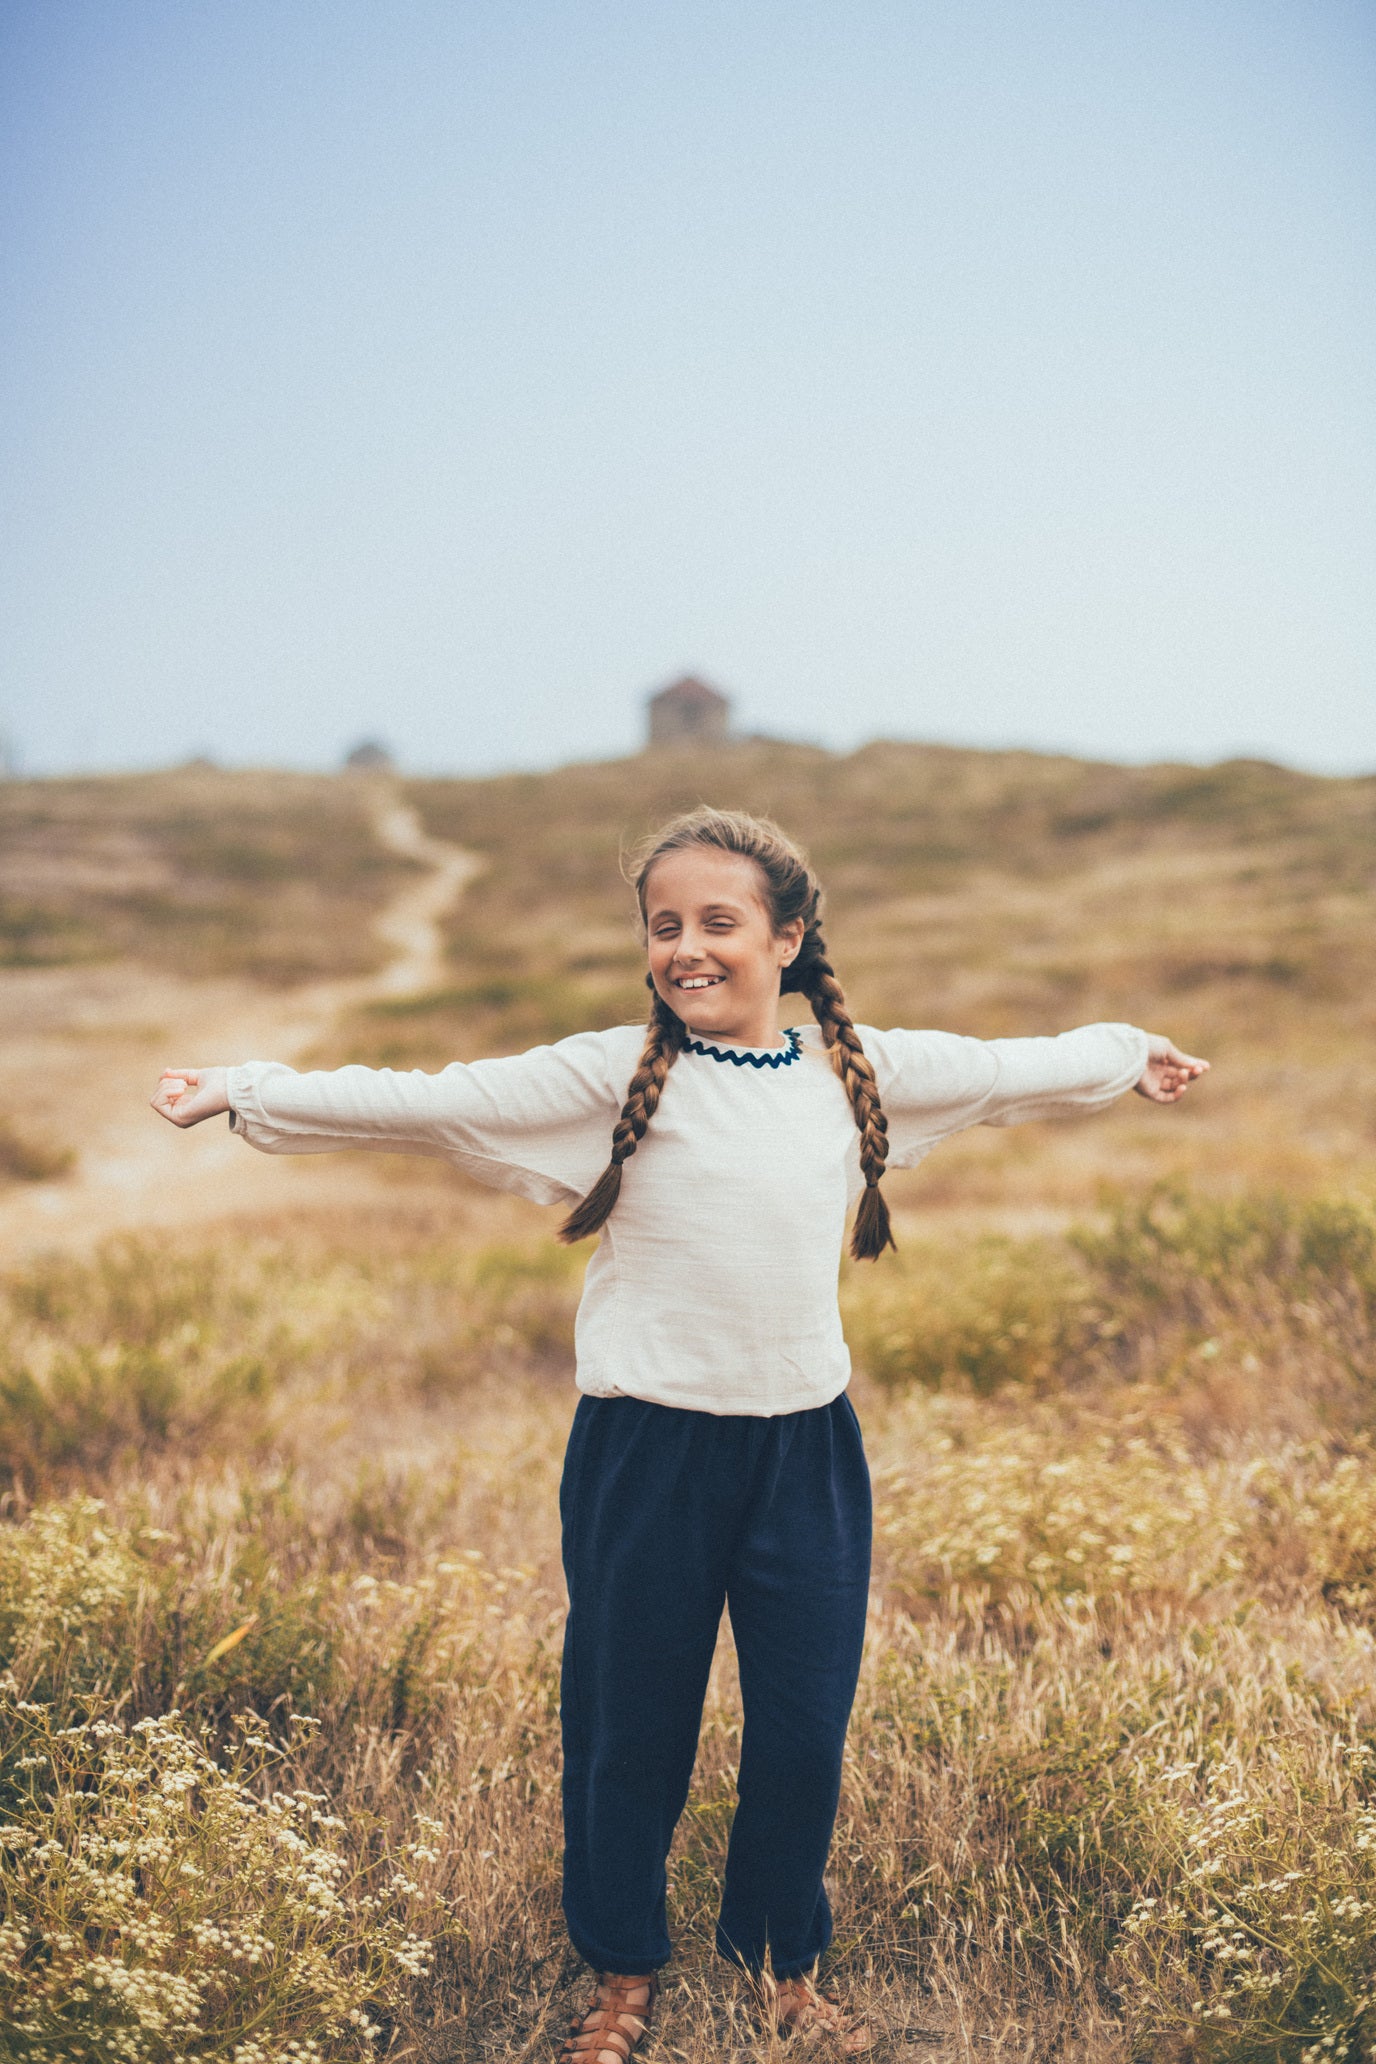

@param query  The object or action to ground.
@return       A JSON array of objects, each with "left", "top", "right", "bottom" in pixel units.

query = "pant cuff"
[
  {"left": 714, "top": 1927, "right": 827, "bottom": 1980},
  {"left": 566, "top": 1928, "right": 671, "bottom": 1976}
]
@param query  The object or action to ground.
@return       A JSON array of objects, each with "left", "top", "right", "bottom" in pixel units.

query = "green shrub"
[
  {"left": 0, "top": 1119, "right": 73, "bottom": 1184},
  {"left": 846, "top": 1607, "right": 1376, "bottom": 2058},
  {"left": 842, "top": 1235, "right": 1097, "bottom": 1394},
  {"left": 1071, "top": 1187, "right": 1376, "bottom": 1319},
  {"left": 872, "top": 1393, "right": 1251, "bottom": 1609},
  {"left": 0, "top": 1245, "right": 287, "bottom": 1494},
  {"left": 842, "top": 1191, "right": 1376, "bottom": 1405},
  {"left": 1111, "top": 1740, "right": 1376, "bottom": 2061},
  {"left": 0, "top": 1228, "right": 585, "bottom": 1496}
]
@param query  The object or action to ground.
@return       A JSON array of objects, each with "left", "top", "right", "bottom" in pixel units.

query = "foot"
[
  {"left": 758, "top": 1970, "right": 874, "bottom": 2052},
  {"left": 558, "top": 1971, "right": 658, "bottom": 2064}
]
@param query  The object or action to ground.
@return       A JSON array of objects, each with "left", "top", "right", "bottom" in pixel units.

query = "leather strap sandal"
[
  {"left": 756, "top": 1969, "right": 875, "bottom": 2053},
  {"left": 557, "top": 1971, "right": 659, "bottom": 2064}
]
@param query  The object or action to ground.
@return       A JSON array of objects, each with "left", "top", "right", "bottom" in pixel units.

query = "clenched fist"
[{"left": 150, "top": 1067, "right": 231, "bottom": 1128}]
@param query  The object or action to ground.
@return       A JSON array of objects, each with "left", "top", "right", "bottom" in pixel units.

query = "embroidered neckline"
[{"left": 684, "top": 1026, "right": 803, "bottom": 1069}]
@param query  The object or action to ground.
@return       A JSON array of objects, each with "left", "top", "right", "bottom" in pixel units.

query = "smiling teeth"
[{"left": 676, "top": 976, "right": 722, "bottom": 989}]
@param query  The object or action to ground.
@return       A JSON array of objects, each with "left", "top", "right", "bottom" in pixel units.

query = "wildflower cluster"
[
  {"left": 1262, "top": 1445, "right": 1376, "bottom": 1614},
  {"left": 1112, "top": 1744, "right": 1376, "bottom": 2058},
  {"left": 0, "top": 1495, "right": 140, "bottom": 1668},
  {"left": 874, "top": 1396, "right": 1249, "bottom": 1607},
  {"left": 872, "top": 1389, "right": 1376, "bottom": 1622},
  {"left": 0, "top": 1685, "right": 436, "bottom": 2061}
]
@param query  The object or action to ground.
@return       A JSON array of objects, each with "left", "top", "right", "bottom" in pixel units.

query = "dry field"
[{"left": 0, "top": 746, "right": 1373, "bottom": 2062}]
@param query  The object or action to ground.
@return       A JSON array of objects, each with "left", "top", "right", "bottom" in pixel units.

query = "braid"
[
  {"left": 558, "top": 988, "right": 686, "bottom": 1244},
  {"left": 792, "top": 927, "right": 896, "bottom": 1261}
]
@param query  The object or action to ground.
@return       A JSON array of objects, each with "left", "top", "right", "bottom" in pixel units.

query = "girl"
[{"left": 152, "top": 807, "right": 1206, "bottom": 2060}]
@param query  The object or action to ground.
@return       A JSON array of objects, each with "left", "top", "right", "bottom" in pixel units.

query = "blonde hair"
[{"left": 559, "top": 807, "right": 895, "bottom": 1261}]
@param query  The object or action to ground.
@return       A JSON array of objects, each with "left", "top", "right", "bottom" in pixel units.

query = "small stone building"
[
  {"left": 645, "top": 676, "right": 731, "bottom": 748},
  {"left": 343, "top": 739, "right": 395, "bottom": 773}
]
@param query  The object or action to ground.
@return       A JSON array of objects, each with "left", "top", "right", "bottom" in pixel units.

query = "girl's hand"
[
  {"left": 1133, "top": 1037, "right": 1209, "bottom": 1104},
  {"left": 150, "top": 1067, "right": 231, "bottom": 1128}
]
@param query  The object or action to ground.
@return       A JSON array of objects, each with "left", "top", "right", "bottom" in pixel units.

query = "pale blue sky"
[{"left": 2, "top": 1, "right": 1372, "bottom": 777}]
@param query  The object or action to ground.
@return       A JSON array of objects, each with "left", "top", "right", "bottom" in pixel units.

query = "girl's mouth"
[{"left": 673, "top": 974, "right": 725, "bottom": 991}]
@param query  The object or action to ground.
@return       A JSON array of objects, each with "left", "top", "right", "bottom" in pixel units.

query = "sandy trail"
[
  {"left": 365, "top": 800, "right": 482, "bottom": 998},
  {"left": 0, "top": 796, "right": 481, "bottom": 1259}
]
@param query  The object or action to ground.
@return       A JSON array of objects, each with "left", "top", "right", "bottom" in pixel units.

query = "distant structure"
[
  {"left": 343, "top": 738, "right": 395, "bottom": 773},
  {"left": 646, "top": 676, "right": 731, "bottom": 749}
]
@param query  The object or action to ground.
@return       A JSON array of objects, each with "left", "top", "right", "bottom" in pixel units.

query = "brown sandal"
[
  {"left": 756, "top": 1970, "right": 874, "bottom": 2053},
  {"left": 557, "top": 1971, "right": 659, "bottom": 2064}
]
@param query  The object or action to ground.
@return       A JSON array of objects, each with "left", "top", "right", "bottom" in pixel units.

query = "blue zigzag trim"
[{"left": 684, "top": 1026, "right": 803, "bottom": 1069}]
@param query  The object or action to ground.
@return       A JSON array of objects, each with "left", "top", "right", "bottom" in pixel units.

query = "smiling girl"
[{"left": 152, "top": 807, "right": 1206, "bottom": 2059}]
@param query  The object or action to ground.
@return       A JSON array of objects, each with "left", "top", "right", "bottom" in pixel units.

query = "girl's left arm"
[{"left": 861, "top": 1021, "right": 1207, "bottom": 1166}]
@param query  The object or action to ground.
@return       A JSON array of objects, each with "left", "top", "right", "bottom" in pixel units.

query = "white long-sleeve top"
[{"left": 227, "top": 1020, "right": 1148, "bottom": 1416}]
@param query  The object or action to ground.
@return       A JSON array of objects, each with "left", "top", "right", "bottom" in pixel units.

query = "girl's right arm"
[{"left": 149, "top": 1033, "right": 644, "bottom": 1207}]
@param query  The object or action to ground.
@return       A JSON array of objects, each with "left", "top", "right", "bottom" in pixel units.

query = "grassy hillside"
[
  {"left": 0, "top": 767, "right": 417, "bottom": 983},
  {"left": 401, "top": 741, "right": 1373, "bottom": 1042},
  {"left": 8, "top": 742, "right": 1367, "bottom": 1035}
]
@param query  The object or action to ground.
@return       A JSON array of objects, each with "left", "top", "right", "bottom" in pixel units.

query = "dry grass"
[
  {"left": 0, "top": 768, "right": 418, "bottom": 983},
  {"left": 1, "top": 1195, "right": 1374, "bottom": 2061}
]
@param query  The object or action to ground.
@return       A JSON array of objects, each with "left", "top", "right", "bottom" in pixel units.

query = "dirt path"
[
  {"left": 365, "top": 798, "right": 482, "bottom": 998},
  {"left": 0, "top": 796, "right": 481, "bottom": 1259}
]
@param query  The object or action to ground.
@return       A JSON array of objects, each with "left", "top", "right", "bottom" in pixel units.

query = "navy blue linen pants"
[{"left": 559, "top": 1391, "right": 872, "bottom": 1978}]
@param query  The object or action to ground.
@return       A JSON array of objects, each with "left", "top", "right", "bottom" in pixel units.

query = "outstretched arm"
[
  {"left": 860, "top": 1020, "right": 1210, "bottom": 1168},
  {"left": 147, "top": 1030, "right": 645, "bottom": 1209},
  {"left": 1132, "top": 1036, "right": 1209, "bottom": 1104},
  {"left": 151, "top": 1068, "right": 230, "bottom": 1127}
]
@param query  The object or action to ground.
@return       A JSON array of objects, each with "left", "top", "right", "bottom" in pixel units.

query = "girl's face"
[{"left": 643, "top": 847, "right": 804, "bottom": 1047}]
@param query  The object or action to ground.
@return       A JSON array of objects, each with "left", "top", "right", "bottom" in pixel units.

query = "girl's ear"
[{"left": 777, "top": 916, "right": 806, "bottom": 966}]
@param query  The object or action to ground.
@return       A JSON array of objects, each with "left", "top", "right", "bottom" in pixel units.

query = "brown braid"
[
  {"left": 559, "top": 805, "right": 895, "bottom": 1260},
  {"left": 788, "top": 929, "right": 896, "bottom": 1259},
  {"left": 558, "top": 991, "right": 686, "bottom": 1243}
]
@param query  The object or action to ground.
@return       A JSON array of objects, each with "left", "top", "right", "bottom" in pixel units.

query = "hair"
[{"left": 558, "top": 806, "right": 895, "bottom": 1260}]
